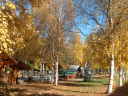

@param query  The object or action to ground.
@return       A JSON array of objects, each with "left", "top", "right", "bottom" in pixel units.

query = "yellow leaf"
[{"left": 6, "top": 1, "right": 16, "bottom": 10}]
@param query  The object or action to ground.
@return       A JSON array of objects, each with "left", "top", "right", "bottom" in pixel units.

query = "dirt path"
[
  {"left": 11, "top": 83, "right": 106, "bottom": 96},
  {"left": 9, "top": 81, "right": 107, "bottom": 96}
]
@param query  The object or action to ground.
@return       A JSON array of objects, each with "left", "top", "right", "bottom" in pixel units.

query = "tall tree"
[{"left": 30, "top": 0, "right": 75, "bottom": 85}]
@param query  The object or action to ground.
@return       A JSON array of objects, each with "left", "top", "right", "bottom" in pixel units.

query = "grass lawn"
[{"left": 62, "top": 78, "right": 109, "bottom": 86}]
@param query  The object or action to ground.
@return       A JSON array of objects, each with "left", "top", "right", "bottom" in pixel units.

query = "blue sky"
[
  {"left": 12, "top": 0, "right": 105, "bottom": 41},
  {"left": 73, "top": 0, "right": 106, "bottom": 40}
]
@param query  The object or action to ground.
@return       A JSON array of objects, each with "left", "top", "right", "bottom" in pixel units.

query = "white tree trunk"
[
  {"left": 125, "top": 71, "right": 128, "bottom": 81},
  {"left": 51, "top": 66, "right": 54, "bottom": 84},
  {"left": 85, "top": 62, "right": 87, "bottom": 68},
  {"left": 42, "top": 64, "right": 45, "bottom": 75},
  {"left": 40, "top": 64, "right": 45, "bottom": 74},
  {"left": 123, "top": 71, "right": 126, "bottom": 83},
  {"left": 55, "top": 60, "right": 59, "bottom": 86},
  {"left": 108, "top": 54, "right": 115, "bottom": 94},
  {"left": 119, "top": 67, "right": 123, "bottom": 86}
]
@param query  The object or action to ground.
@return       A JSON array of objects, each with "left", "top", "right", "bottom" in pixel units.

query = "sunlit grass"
[{"left": 61, "top": 78, "right": 109, "bottom": 87}]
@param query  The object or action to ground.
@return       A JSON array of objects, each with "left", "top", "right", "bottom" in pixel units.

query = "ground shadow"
[
  {"left": 9, "top": 88, "right": 26, "bottom": 93},
  {"left": 59, "top": 81, "right": 101, "bottom": 87},
  {"left": 59, "top": 82, "right": 92, "bottom": 87},
  {"left": 8, "top": 84, "right": 53, "bottom": 96},
  {"left": 54, "top": 87, "right": 89, "bottom": 93},
  {"left": 54, "top": 87, "right": 106, "bottom": 95},
  {"left": 23, "top": 84, "right": 52, "bottom": 90},
  {"left": 16, "top": 93, "right": 65, "bottom": 96}
]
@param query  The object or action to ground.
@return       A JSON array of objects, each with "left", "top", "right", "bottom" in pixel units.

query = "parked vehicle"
[{"left": 59, "top": 69, "right": 77, "bottom": 80}]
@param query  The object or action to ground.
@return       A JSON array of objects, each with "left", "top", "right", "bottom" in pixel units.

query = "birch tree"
[{"left": 30, "top": 0, "right": 74, "bottom": 85}]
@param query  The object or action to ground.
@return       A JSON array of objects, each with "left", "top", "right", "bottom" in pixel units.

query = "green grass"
[
  {"left": 92, "top": 78, "right": 109, "bottom": 85},
  {"left": 61, "top": 78, "right": 109, "bottom": 87}
]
